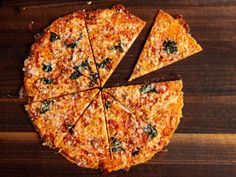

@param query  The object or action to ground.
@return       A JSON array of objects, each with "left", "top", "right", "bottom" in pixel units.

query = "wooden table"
[{"left": 0, "top": 0, "right": 236, "bottom": 177}]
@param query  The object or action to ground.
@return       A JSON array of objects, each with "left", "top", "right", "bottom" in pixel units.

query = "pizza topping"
[
  {"left": 111, "top": 137, "right": 125, "bottom": 153},
  {"left": 163, "top": 40, "right": 178, "bottom": 54},
  {"left": 132, "top": 147, "right": 140, "bottom": 156},
  {"left": 40, "top": 100, "right": 53, "bottom": 114},
  {"left": 49, "top": 32, "right": 60, "bottom": 42},
  {"left": 70, "top": 70, "right": 82, "bottom": 80},
  {"left": 42, "top": 63, "right": 52, "bottom": 72},
  {"left": 88, "top": 80, "right": 95, "bottom": 87},
  {"left": 68, "top": 124, "right": 75, "bottom": 134},
  {"left": 42, "top": 78, "right": 53, "bottom": 84},
  {"left": 90, "top": 72, "right": 99, "bottom": 82},
  {"left": 104, "top": 101, "right": 111, "bottom": 110},
  {"left": 64, "top": 32, "right": 83, "bottom": 49},
  {"left": 79, "top": 58, "right": 91, "bottom": 71},
  {"left": 144, "top": 124, "right": 158, "bottom": 139},
  {"left": 140, "top": 84, "right": 156, "bottom": 94},
  {"left": 108, "top": 40, "right": 125, "bottom": 52},
  {"left": 97, "top": 58, "right": 112, "bottom": 69}
]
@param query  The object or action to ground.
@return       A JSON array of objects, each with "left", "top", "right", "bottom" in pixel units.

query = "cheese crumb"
[{"left": 87, "top": 1, "right": 92, "bottom": 5}]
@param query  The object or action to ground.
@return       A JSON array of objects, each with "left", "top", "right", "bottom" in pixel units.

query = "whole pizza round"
[{"left": 24, "top": 4, "right": 201, "bottom": 173}]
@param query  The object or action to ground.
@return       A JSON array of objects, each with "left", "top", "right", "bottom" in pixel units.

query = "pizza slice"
[
  {"left": 101, "top": 90, "right": 183, "bottom": 172},
  {"left": 24, "top": 42, "right": 99, "bottom": 102},
  {"left": 104, "top": 80, "right": 183, "bottom": 124},
  {"left": 86, "top": 5, "right": 146, "bottom": 86},
  {"left": 25, "top": 88, "right": 99, "bottom": 148},
  {"left": 58, "top": 92, "right": 110, "bottom": 169},
  {"left": 129, "top": 10, "right": 202, "bottom": 81},
  {"left": 101, "top": 91, "right": 150, "bottom": 172},
  {"left": 24, "top": 11, "right": 100, "bottom": 101},
  {"left": 42, "top": 11, "right": 99, "bottom": 83}
]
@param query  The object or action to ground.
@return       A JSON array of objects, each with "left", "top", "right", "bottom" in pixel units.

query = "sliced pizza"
[
  {"left": 24, "top": 11, "right": 99, "bottom": 102},
  {"left": 101, "top": 89, "right": 183, "bottom": 172},
  {"left": 101, "top": 91, "right": 150, "bottom": 172},
  {"left": 86, "top": 5, "right": 146, "bottom": 86},
  {"left": 47, "top": 11, "right": 99, "bottom": 83},
  {"left": 104, "top": 80, "right": 183, "bottom": 124},
  {"left": 129, "top": 10, "right": 202, "bottom": 81},
  {"left": 58, "top": 92, "right": 110, "bottom": 169},
  {"left": 25, "top": 88, "right": 99, "bottom": 148}
]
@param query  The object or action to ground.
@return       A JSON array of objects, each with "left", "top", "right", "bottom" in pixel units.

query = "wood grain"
[
  {"left": 0, "top": 133, "right": 235, "bottom": 177},
  {"left": 0, "top": 0, "right": 236, "bottom": 176}
]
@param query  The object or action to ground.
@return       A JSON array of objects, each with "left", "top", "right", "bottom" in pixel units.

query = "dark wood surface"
[{"left": 0, "top": 0, "right": 236, "bottom": 177}]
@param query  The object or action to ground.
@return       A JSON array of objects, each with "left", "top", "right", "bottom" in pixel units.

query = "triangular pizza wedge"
[
  {"left": 58, "top": 92, "right": 110, "bottom": 169},
  {"left": 25, "top": 89, "right": 99, "bottom": 148},
  {"left": 24, "top": 11, "right": 99, "bottom": 102},
  {"left": 104, "top": 80, "right": 183, "bottom": 124},
  {"left": 129, "top": 10, "right": 202, "bottom": 81},
  {"left": 101, "top": 90, "right": 183, "bottom": 172},
  {"left": 47, "top": 11, "right": 99, "bottom": 83},
  {"left": 86, "top": 5, "right": 146, "bottom": 86},
  {"left": 101, "top": 91, "right": 150, "bottom": 172}
]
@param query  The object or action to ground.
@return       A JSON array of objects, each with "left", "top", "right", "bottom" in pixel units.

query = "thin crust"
[
  {"left": 86, "top": 5, "right": 146, "bottom": 86},
  {"left": 58, "top": 92, "right": 110, "bottom": 169},
  {"left": 24, "top": 11, "right": 99, "bottom": 101},
  {"left": 25, "top": 89, "right": 99, "bottom": 148},
  {"left": 129, "top": 10, "right": 202, "bottom": 81}
]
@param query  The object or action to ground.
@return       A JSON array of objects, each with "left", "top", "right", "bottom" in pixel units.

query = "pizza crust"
[{"left": 129, "top": 10, "right": 202, "bottom": 81}]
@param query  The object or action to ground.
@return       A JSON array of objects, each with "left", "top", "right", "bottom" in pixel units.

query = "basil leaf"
[
  {"left": 40, "top": 100, "right": 53, "bottom": 114},
  {"left": 90, "top": 72, "right": 99, "bottom": 82},
  {"left": 42, "top": 63, "right": 52, "bottom": 72},
  {"left": 97, "top": 58, "right": 112, "bottom": 69},
  {"left": 144, "top": 124, "right": 158, "bottom": 139},
  {"left": 132, "top": 147, "right": 140, "bottom": 156},
  {"left": 80, "top": 59, "right": 89, "bottom": 69},
  {"left": 108, "top": 40, "right": 124, "bottom": 52},
  {"left": 104, "top": 101, "right": 111, "bottom": 110},
  {"left": 42, "top": 78, "right": 53, "bottom": 84},
  {"left": 70, "top": 70, "right": 82, "bottom": 80},
  {"left": 111, "top": 137, "right": 125, "bottom": 153},
  {"left": 89, "top": 80, "right": 95, "bottom": 87},
  {"left": 68, "top": 124, "right": 75, "bottom": 134},
  {"left": 64, "top": 32, "right": 83, "bottom": 49},
  {"left": 163, "top": 40, "right": 178, "bottom": 54},
  {"left": 49, "top": 32, "right": 60, "bottom": 42},
  {"left": 139, "top": 84, "right": 156, "bottom": 94}
]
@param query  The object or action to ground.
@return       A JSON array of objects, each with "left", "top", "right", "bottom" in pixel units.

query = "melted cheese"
[{"left": 129, "top": 10, "right": 202, "bottom": 81}]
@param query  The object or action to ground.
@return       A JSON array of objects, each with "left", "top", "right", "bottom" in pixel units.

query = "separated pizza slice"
[
  {"left": 44, "top": 11, "right": 99, "bottom": 83},
  {"left": 101, "top": 90, "right": 182, "bottom": 172},
  {"left": 129, "top": 10, "right": 202, "bottom": 81},
  {"left": 86, "top": 5, "right": 146, "bottom": 86},
  {"left": 58, "top": 92, "right": 110, "bottom": 169},
  {"left": 104, "top": 80, "right": 183, "bottom": 124},
  {"left": 25, "top": 88, "right": 99, "bottom": 148}
]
